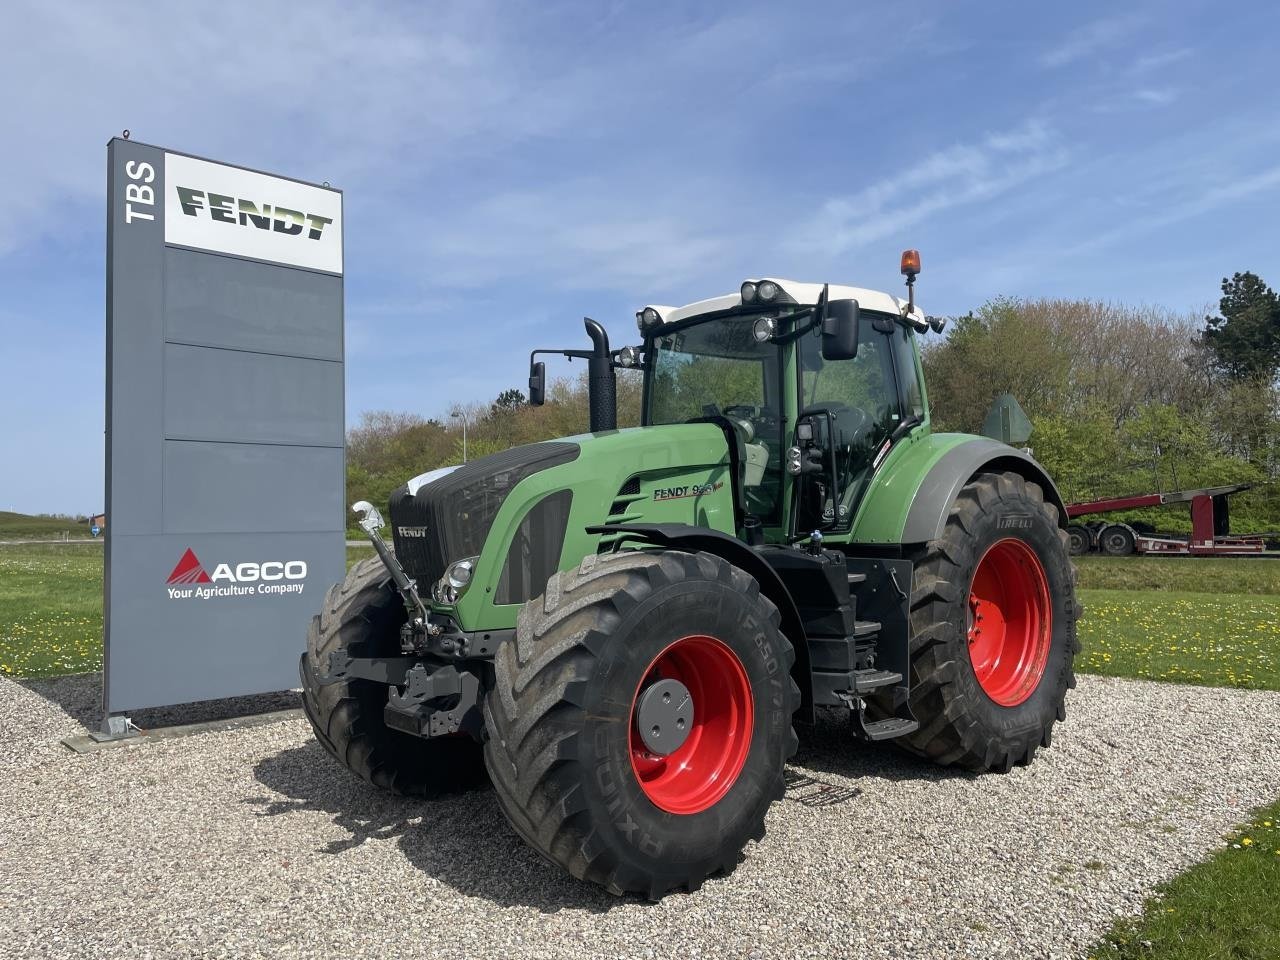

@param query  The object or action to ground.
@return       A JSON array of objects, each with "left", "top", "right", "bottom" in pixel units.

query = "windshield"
[{"left": 645, "top": 315, "right": 785, "bottom": 524}]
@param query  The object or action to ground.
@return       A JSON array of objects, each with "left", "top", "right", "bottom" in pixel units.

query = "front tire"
[
  {"left": 895, "top": 471, "right": 1080, "bottom": 772},
  {"left": 483, "top": 550, "right": 799, "bottom": 899},
  {"left": 299, "top": 557, "right": 486, "bottom": 796}
]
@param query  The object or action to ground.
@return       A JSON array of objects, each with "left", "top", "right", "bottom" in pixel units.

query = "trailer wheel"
[
  {"left": 483, "top": 550, "right": 798, "bottom": 899},
  {"left": 894, "top": 471, "right": 1080, "bottom": 772},
  {"left": 1066, "top": 524, "right": 1091, "bottom": 556},
  {"left": 1100, "top": 523, "right": 1136, "bottom": 556},
  {"left": 299, "top": 557, "right": 486, "bottom": 796}
]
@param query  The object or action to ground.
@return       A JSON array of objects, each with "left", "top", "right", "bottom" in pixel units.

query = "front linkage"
[{"left": 316, "top": 502, "right": 495, "bottom": 741}]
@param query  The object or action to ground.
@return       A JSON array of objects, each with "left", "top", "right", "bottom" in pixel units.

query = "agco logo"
[
  {"left": 164, "top": 548, "right": 308, "bottom": 600},
  {"left": 174, "top": 186, "right": 333, "bottom": 241}
]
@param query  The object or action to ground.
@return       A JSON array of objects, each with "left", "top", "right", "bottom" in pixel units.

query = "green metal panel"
[
  {"left": 843, "top": 431, "right": 975, "bottom": 544},
  {"left": 449, "top": 424, "right": 734, "bottom": 630}
]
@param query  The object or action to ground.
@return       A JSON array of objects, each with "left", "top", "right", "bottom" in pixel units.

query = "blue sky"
[{"left": 2, "top": 0, "right": 1278, "bottom": 514}]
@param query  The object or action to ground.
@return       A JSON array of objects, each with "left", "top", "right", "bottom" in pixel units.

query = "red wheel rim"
[
  {"left": 629, "top": 635, "right": 754, "bottom": 815},
  {"left": 967, "top": 538, "right": 1053, "bottom": 707}
]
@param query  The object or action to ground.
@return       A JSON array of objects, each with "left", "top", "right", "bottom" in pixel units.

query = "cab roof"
[{"left": 646, "top": 278, "right": 925, "bottom": 327}]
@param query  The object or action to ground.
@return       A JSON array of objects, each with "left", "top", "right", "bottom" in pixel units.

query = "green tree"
[
  {"left": 492, "top": 388, "right": 526, "bottom": 412},
  {"left": 1199, "top": 272, "right": 1280, "bottom": 382}
]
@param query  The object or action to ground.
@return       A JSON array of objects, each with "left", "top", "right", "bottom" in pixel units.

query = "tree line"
[{"left": 347, "top": 272, "right": 1280, "bottom": 533}]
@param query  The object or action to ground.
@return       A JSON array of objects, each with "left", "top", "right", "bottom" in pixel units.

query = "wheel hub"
[
  {"left": 635, "top": 678, "right": 694, "bottom": 755},
  {"left": 966, "top": 538, "right": 1053, "bottom": 707},
  {"left": 628, "top": 634, "right": 754, "bottom": 815}
]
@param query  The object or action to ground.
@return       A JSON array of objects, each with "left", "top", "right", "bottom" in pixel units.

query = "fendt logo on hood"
[
  {"left": 164, "top": 548, "right": 308, "bottom": 600},
  {"left": 174, "top": 186, "right": 333, "bottom": 241}
]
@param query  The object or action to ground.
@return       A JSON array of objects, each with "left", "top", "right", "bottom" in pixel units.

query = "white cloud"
[
  {"left": 1040, "top": 16, "right": 1142, "bottom": 68},
  {"left": 784, "top": 120, "right": 1069, "bottom": 260},
  {"left": 0, "top": 1, "right": 534, "bottom": 255},
  {"left": 1131, "top": 49, "right": 1194, "bottom": 73}
]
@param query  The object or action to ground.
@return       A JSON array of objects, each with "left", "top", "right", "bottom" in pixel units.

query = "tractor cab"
[{"left": 632, "top": 272, "right": 932, "bottom": 544}]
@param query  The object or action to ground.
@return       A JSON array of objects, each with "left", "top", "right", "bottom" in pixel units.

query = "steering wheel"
[{"left": 804, "top": 402, "right": 870, "bottom": 438}]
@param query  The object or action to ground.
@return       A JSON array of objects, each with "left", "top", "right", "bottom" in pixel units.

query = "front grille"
[
  {"left": 388, "top": 441, "right": 579, "bottom": 589},
  {"left": 495, "top": 489, "right": 573, "bottom": 605}
]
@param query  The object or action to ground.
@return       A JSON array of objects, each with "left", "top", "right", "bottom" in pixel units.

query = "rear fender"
[
  {"left": 849, "top": 434, "right": 1067, "bottom": 547},
  {"left": 900, "top": 440, "right": 1069, "bottom": 544}
]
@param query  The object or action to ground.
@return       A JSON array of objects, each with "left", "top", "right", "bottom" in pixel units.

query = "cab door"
[{"left": 793, "top": 314, "right": 918, "bottom": 533}]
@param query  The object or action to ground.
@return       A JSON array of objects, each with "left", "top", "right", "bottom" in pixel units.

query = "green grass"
[
  {"left": 1092, "top": 800, "right": 1280, "bottom": 960},
  {"left": 1078, "top": 589, "right": 1280, "bottom": 691},
  {"left": 1075, "top": 556, "right": 1280, "bottom": 595},
  {"left": 0, "top": 543, "right": 103, "bottom": 677},
  {"left": 0, "top": 510, "right": 93, "bottom": 541}
]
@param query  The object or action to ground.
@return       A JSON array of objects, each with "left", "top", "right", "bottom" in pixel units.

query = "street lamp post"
[{"left": 451, "top": 407, "right": 469, "bottom": 463}]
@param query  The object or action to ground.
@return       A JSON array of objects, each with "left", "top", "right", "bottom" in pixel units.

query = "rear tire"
[
  {"left": 894, "top": 471, "right": 1080, "bottom": 772},
  {"left": 483, "top": 550, "right": 799, "bottom": 899},
  {"left": 299, "top": 557, "right": 486, "bottom": 796}
]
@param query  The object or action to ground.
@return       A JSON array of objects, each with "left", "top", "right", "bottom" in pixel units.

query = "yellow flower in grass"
[{"left": 1242, "top": 838, "right": 1253, "bottom": 847}]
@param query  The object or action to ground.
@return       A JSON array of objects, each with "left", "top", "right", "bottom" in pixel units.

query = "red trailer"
[{"left": 1065, "top": 483, "right": 1266, "bottom": 556}]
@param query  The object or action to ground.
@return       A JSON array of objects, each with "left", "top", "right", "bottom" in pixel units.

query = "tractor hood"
[{"left": 388, "top": 424, "right": 737, "bottom": 631}]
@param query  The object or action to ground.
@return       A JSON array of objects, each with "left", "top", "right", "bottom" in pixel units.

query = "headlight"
[
  {"left": 752, "top": 317, "right": 776, "bottom": 343},
  {"left": 446, "top": 557, "right": 475, "bottom": 590},
  {"left": 785, "top": 446, "right": 803, "bottom": 475},
  {"left": 636, "top": 306, "right": 662, "bottom": 333},
  {"left": 740, "top": 281, "right": 757, "bottom": 303},
  {"left": 757, "top": 280, "right": 779, "bottom": 302},
  {"left": 433, "top": 556, "right": 478, "bottom": 604}
]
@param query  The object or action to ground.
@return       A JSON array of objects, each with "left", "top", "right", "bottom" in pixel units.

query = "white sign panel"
[{"left": 164, "top": 153, "right": 343, "bottom": 274}]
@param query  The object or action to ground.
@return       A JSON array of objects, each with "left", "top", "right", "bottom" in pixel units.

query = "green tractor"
[{"left": 301, "top": 252, "right": 1079, "bottom": 898}]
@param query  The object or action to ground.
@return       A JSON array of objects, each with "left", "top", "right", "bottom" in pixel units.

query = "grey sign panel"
[
  {"left": 105, "top": 137, "right": 345, "bottom": 715},
  {"left": 164, "top": 248, "right": 343, "bottom": 360},
  {"left": 163, "top": 345, "right": 344, "bottom": 446},
  {"left": 161, "top": 442, "right": 345, "bottom": 534}
]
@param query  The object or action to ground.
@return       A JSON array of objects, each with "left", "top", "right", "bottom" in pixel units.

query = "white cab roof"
[{"left": 647, "top": 278, "right": 925, "bottom": 326}]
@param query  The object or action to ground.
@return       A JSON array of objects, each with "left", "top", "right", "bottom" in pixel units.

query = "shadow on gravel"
[
  {"left": 249, "top": 717, "right": 977, "bottom": 911},
  {"left": 17, "top": 672, "right": 301, "bottom": 734},
  {"left": 249, "top": 742, "right": 619, "bottom": 914},
  {"left": 791, "top": 714, "right": 980, "bottom": 787}
]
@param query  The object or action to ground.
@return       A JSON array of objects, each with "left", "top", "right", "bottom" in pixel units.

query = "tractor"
[{"left": 300, "top": 252, "right": 1080, "bottom": 899}]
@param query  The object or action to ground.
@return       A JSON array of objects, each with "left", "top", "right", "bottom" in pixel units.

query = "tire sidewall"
[
  {"left": 577, "top": 573, "right": 791, "bottom": 869},
  {"left": 942, "top": 490, "right": 1074, "bottom": 742}
]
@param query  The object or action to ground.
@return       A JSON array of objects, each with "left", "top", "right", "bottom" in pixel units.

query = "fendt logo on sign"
[
  {"left": 163, "top": 152, "right": 343, "bottom": 274},
  {"left": 174, "top": 187, "right": 333, "bottom": 241},
  {"left": 164, "top": 548, "right": 308, "bottom": 600}
]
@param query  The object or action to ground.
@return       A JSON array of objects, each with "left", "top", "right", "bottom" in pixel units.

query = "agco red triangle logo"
[{"left": 166, "top": 548, "right": 212, "bottom": 585}]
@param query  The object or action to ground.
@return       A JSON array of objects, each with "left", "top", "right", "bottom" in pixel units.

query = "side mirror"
[
  {"left": 821, "top": 298, "right": 860, "bottom": 360},
  {"left": 528, "top": 361, "right": 545, "bottom": 406}
]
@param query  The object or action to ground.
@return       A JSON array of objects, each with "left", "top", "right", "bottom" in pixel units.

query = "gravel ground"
[{"left": 2, "top": 673, "right": 1278, "bottom": 960}]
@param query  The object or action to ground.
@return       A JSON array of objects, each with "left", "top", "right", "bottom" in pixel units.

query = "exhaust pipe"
[{"left": 584, "top": 318, "right": 617, "bottom": 433}]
